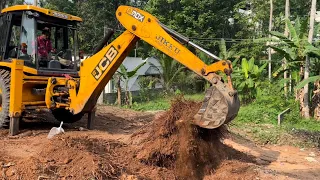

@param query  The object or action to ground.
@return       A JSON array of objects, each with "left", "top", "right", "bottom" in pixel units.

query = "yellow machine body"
[{"left": 0, "top": 5, "right": 240, "bottom": 135}]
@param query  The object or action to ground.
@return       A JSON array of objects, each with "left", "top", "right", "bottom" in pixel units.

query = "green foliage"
[
  {"left": 231, "top": 81, "right": 320, "bottom": 146},
  {"left": 230, "top": 40, "right": 267, "bottom": 60},
  {"left": 130, "top": 93, "right": 204, "bottom": 111},
  {"left": 148, "top": 54, "right": 185, "bottom": 92},
  {"left": 144, "top": 0, "right": 241, "bottom": 51},
  {"left": 173, "top": 70, "right": 205, "bottom": 93},
  {"left": 296, "top": 76, "right": 320, "bottom": 89},
  {"left": 235, "top": 86, "right": 299, "bottom": 125},
  {"left": 130, "top": 98, "right": 170, "bottom": 111},
  {"left": 137, "top": 76, "right": 159, "bottom": 102},
  {"left": 232, "top": 58, "right": 267, "bottom": 103},
  {"left": 218, "top": 39, "right": 242, "bottom": 60},
  {"left": 234, "top": 80, "right": 320, "bottom": 132},
  {"left": 42, "top": 0, "right": 77, "bottom": 15},
  {"left": 265, "top": 18, "right": 320, "bottom": 78}
]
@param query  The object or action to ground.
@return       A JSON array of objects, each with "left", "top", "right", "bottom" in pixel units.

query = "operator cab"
[{"left": 0, "top": 5, "right": 82, "bottom": 75}]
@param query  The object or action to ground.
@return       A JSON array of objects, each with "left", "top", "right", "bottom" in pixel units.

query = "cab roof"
[{"left": 1, "top": 5, "right": 82, "bottom": 22}]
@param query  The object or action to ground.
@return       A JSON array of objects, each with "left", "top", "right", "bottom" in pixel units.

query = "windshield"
[
  {"left": 36, "top": 24, "right": 79, "bottom": 70},
  {"left": 18, "top": 13, "right": 36, "bottom": 66},
  {"left": 14, "top": 12, "right": 79, "bottom": 71}
]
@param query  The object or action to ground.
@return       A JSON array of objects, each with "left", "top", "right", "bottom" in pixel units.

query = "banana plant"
[
  {"left": 232, "top": 57, "right": 268, "bottom": 103},
  {"left": 219, "top": 39, "right": 243, "bottom": 60},
  {"left": 296, "top": 76, "right": 320, "bottom": 89},
  {"left": 265, "top": 18, "right": 320, "bottom": 77},
  {"left": 116, "top": 61, "right": 146, "bottom": 106}
]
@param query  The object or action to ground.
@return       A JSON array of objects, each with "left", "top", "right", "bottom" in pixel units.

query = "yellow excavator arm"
[{"left": 48, "top": 5, "right": 240, "bottom": 129}]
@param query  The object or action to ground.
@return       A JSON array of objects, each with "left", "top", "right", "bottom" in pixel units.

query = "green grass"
[
  {"left": 128, "top": 93, "right": 205, "bottom": 111},
  {"left": 130, "top": 98, "right": 171, "bottom": 111},
  {"left": 231, "top": 97, "right": 320, "bottom": 147},
  {"left": 183, "top": 93, "right": 205, "bottom": 101}
]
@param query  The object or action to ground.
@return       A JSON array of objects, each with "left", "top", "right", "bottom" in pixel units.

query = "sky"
[{"left": 24, "top": 0, "right": 37, "bottom": 5}]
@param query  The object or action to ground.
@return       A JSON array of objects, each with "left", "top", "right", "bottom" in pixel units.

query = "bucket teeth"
[{"left": 193, "top": 81, "right": 240, "bottom": 129}]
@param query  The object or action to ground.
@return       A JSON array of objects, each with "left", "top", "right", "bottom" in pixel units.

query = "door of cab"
[{"left": 0, "top": 13, "right": 12, "bottom": 60}]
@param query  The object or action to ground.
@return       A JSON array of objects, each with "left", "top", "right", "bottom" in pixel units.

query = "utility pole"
[
  {"left": 34, "top": 0, "right": 37, "bottom": 6},
  {"left": 268, "top": 0, "right": 273, "bottom": 81}
]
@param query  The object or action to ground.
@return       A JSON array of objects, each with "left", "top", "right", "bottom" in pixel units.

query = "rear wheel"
[
  {"left": 51, "top": 108, "right": 84, "bottom": 123},
  {"left": 0, "top": 69, "right": 11, "bottom": 128}
]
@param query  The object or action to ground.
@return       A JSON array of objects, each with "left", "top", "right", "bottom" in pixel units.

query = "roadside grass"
[
  {"left": 128, "top": 93, "right": 205, "bottom": 111},
  {"left": 230, "top": 100, "right": 320, "bottom": 148}
]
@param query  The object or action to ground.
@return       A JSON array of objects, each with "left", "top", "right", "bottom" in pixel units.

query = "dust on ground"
[{"left": 0, "top": 98, "right": 319, "bottom": 180}]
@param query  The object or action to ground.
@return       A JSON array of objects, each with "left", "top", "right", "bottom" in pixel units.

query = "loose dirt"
[{"left": 0, "top": 98, "right": 319, "bottom": 179}]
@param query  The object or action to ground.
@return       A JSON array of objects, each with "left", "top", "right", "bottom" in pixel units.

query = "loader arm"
[{"left": 64, "top": 5, "right": 240, "bottom": 129}]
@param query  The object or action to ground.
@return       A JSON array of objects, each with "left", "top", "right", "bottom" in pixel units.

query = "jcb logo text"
[
  {"left": 92, "top": 46, "right": 118, "bottom": 80},
  {"left": 126, "top": 8, "right": 145, "bottom": 22}
]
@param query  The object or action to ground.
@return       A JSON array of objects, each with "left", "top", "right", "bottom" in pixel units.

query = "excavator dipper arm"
[{"left": 65, "top": 5, "right": 240, "bottom": 129}]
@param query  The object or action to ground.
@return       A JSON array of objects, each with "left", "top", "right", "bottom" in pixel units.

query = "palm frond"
[
  {"left": 296, "top": 76, "right": 320, "bottom": 89},
  {"left": 285, "top": 18, "right": 299, "bottom": 47}
]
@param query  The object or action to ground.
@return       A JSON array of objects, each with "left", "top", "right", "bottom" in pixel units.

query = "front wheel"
[
  {"left": 0, "top": 69, "right": 11, "bottom": 128},
  {"left": 51, "top": 108, "right": 84, "bottom": 123}
]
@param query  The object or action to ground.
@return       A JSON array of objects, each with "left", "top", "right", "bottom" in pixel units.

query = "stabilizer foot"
[{"left": 9, "top": 117, "right": 20, "bottom": 136}]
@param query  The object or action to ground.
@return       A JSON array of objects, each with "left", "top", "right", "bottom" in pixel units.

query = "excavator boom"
[{"left": 66, "top": 6, "right": 240, "bottom": 129}]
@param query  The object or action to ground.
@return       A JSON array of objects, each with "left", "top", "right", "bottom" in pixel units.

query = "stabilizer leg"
[
  {"left": 9, "top": 60, "right": 24, "bottom": 136},
  {"left": 87, "top": 107, "right": 96, "bottom": 130},
  {"left": 9, "top": 117, "right": 19, "bottom": 136}
]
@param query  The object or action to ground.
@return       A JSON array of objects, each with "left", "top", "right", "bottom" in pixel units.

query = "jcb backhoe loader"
[{"left": 0, "top": 5, "right": 240, "bottom": 135}]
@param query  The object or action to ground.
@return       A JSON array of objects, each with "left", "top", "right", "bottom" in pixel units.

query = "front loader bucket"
[{"left": 193, "top": 80, "right": 240, "bottom": 129}]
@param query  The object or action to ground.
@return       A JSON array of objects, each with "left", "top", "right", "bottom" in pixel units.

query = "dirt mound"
[
  {"left": 130, "top": 97, "right": 230, "bottom": 179},
  {"left": 0, "top": 135, "right": 126, "bottom": 179},
  {"left": 203, "top": 160, "right": 259, "bottom": 180},
  {"left": 0, "top": 98, "right": 262, "bottom": 180}
]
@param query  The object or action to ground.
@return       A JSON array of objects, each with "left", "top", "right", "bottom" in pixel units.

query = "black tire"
[
  {"left": 0, "top": 69, "right": 11, "bottom": 128},
  {"left": 51, "top": 108, "right": 84, "bottom": 123}
]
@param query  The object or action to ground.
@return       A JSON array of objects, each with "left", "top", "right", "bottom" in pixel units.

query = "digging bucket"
[{"left": 193, "top": 80, "right": 240, "bottom": 129}]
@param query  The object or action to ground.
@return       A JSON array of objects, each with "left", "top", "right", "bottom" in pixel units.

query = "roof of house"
[
  {"left": 120, "top": 57, "right": 162, "bottom": 91},
  {"left": 121, "top": 57, "right": 162, "bottom": 75}
]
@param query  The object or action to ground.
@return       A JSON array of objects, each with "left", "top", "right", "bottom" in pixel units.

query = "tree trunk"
[
  {"left": 283, "top": 0, "right": 290, "bottom": 95},
  {"left": 117, "top": 76, "right": 121, "bottom": 107},
  {"left": 302, "top": 0, "right": 316, "bottom": 118},
  {"left": 129, "top": 91, "right": 133, "bottom": 107},
  {"left": 268, "top": 0, "right": 273, "bottom": 81},
  {"left": 311, "top": 80, "right": 320, "bottom": 120},
  {"left": 125, "top": 79, "right": 129, "bottom": 106}
]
